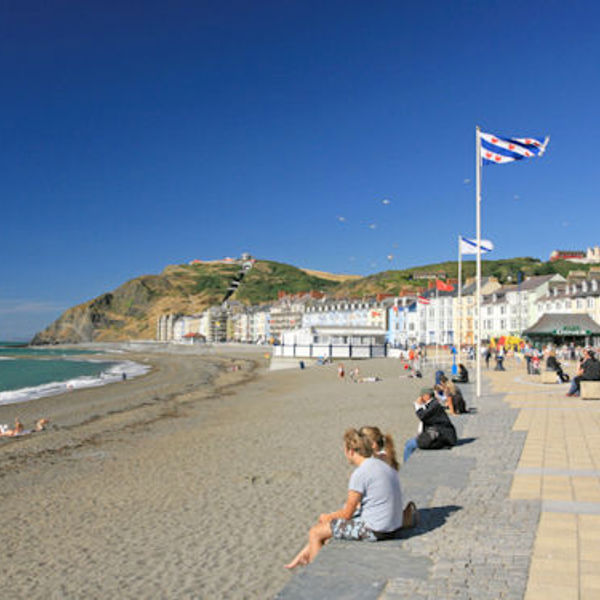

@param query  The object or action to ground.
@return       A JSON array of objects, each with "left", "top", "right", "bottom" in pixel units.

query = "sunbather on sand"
[
  {"left": 285, "top": 428, "right": 405, "bottom": 569},
  {"left": 0, "top": 417, "right": 49, "bottom": 437},
  {"left": 0, "top": 418, "right": 24, "bottom": 437}
]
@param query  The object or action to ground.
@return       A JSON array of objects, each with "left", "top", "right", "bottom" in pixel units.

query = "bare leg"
[
  {"left": 285, "top": 522, "right": 333, "bottom": 569},
  {"left": 307, "top": 522, "right": 332, "bottom": 563},
  {"left": 284, "top": 543, "right": 310, "bottom": 569}
]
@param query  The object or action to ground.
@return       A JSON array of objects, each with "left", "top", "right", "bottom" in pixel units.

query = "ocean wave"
[{"left": 0, "top": 360, "right": 151, "bottom": 406}]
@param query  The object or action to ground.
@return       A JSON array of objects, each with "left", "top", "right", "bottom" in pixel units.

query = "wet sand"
[{"left": 0, "top": 346, "right": 425, "bottom": 599}]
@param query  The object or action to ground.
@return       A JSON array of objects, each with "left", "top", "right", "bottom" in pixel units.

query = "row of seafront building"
[{"left": 157, "top": 268, "right": 600, "bottom": 348}]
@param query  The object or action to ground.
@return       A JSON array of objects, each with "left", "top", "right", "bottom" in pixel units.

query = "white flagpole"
[
  {"left": 458, "top": 236, "right": 462, "bottom": 365},
  {"left": 435, "top": 282, "right": 439, "bottom": 367},
  {"left": 475, "top": 126, "right": 482, "bottom": 399}
]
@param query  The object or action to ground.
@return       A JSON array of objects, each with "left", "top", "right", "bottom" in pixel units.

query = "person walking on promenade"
[
  {"left": 495, "top": 345, "right": 506, "bottom": 371},
  {"left": 485, "top": 345, "right": 492, "bottom": 369},
  {"left": 285, "top": 428, "right": 405, "bottom": 569}
]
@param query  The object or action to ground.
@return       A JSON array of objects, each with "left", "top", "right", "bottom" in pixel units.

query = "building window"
[
  {"left": 577, "top": 299, "right": 583, "bottom": 309},
  {"left": 588, "top": 298, "right": 595, "bottom": 308}
]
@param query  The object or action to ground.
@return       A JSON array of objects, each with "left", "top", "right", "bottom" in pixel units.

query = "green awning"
[{"left": 523, "top": 313, "right": 600, "bottom": 337}]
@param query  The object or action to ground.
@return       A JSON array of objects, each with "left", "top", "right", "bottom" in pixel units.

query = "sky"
[{"left": 2, "top": 0, "right": 599, "bottom": 340}]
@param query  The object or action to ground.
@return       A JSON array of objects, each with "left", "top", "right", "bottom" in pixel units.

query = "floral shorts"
[{"left": 330, "top": 518, "right": 377, "bottom": 542}]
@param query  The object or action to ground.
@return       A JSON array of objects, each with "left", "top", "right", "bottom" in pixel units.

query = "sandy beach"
[{"left": 0, "top": 345, "right": 426, "bottom": 599}]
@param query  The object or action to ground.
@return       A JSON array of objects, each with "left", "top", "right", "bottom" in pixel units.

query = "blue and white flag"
[
  {"left": 480, "top": 131, "right": 549, "bottom": 165},
  {"left": 460, "top": 236, "right": 494, "bottom": 255}
]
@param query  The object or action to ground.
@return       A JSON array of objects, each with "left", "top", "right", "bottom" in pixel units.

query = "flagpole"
[
  {"left": 457, "top": 236, "right": 462, "bottom": 365},
  {"left": 435, "top": 282, "right": 439, "bottom": 367},
  {"left": 475, "top": 126, "right": 482, "bottom": 399}
]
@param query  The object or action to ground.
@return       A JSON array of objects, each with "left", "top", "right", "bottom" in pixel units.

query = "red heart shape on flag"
[
  {"left": 495, "top": 156, "right": 501, "bottom": 162},
  {"left": 526, "top": 139, "right": 531, "bottom": 144},
  {"left": 491, "top": 137, "right": 498, "bottom": 143},
  {"left": 525, "top": 151, "right": 531, "bottom": 156},
  {"left": 509, "top": 144, "right": 515, "bottom": 150},
  {"left": 486, "top": 152, "right": 492, "bottom": 158}
]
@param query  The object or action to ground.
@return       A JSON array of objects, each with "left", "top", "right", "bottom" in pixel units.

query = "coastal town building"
[
  {"left": 157, "top": 265, "right": 600, "bottom": 350},
  {"left": 269, "top": 297, "right": 311, "bottom": 342},
  {"left": 453, "top": 277, "right": 501, "bottom": 346},
  {"left": 549, "top": 246, "right": 600, "bottom": 264},
  {"left": 534, "top": 274, "right": 600, "bottom": 325},
  {"left": 479, "top": 274, "right": 564, "bottom": 340}
]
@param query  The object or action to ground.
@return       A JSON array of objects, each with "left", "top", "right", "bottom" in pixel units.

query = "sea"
[{"left": 0, "top": 342, "right": 150, "bottom": 406}]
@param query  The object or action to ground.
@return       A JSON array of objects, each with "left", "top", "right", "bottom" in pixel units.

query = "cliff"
[{"left": 31, "top": 256, "right": 579, "bottom": 344}]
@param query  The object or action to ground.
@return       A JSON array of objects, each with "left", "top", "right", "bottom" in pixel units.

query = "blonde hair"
[
  {"left": 358, "top": 426, "right": 399, "bottom": 471},
  {"left": 444, "top": 380, "right": 457, "bottom": 396},
  {"left": 344, "top": 428, "right": 372, "bottom": 458}
]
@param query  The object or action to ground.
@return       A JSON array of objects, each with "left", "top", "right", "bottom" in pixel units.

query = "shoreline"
[
  {"left": 0, "top": 347, "right": 424, "bottom": 598},
  {"left": 0, "top": 344, "right": 263, "bottom": 475}
]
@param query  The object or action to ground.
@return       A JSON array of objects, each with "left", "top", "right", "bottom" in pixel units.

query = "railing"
[{"left": 272, "top": 343, "right": 388, "bottom": 359}]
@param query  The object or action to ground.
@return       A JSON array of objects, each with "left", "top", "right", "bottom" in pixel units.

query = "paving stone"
[{"left": 277, "top": 378, "right": 541, "bottom": 600}]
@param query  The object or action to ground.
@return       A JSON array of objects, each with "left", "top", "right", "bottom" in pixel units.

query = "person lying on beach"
[
  {"left": 357, "top": 376, "right": 381, "bottom": 383},
  {"left": 284, "top": 428, "right": 405, "bottom": 569},
  {"left": 0, "top": 418, "right": 49, "bottom": 437},
  {"left": 403, "top": 388, "right": 457, "bottom": 462},
  {"left": 0, "top": 418, "right": 24, "bottom": 437},
  {"left": 359, "top": 426, "right": 418, "bottom": 528}
]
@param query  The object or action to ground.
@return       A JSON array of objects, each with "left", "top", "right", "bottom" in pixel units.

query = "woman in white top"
[{"left": 285, "top": 428, "right": 404, "bottom": 569}]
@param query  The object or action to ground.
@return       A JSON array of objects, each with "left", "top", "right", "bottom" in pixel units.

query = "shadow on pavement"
[
  {"left": 455, "top": 436, "right": 477, "bottom": 447},
  {"left": 397, "top": 504, "right": 462, "bottom": 540}
]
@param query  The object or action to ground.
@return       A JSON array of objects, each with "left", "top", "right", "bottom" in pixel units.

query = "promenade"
[{"left": 278, "top": 360, "right": 600, "bottom": 599}]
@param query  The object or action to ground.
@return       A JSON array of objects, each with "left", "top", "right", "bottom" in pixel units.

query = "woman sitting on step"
[{"left": 285, "top": 428, "right": 409, "bottom": 569}]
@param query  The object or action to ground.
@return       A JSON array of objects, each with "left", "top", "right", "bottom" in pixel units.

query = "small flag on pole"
[
  {"left": 459, "top": 236, "right": 494, "bottom": 255},
  {"left": 480, "top": 132, "right": 549, "bottom": 165},
  {"left": 436, "top": 280, "right": 454, "bottom": 292},
  {"left": 417, "top": 296, "right": 430, "bottom": 305}
]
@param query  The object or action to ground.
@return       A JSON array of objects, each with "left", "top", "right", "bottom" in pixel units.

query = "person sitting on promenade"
[
  {"left": 284, "top": 428, "right": 405, "bottom": 569},
  {"left": 403, "top": 388, "right": 457, "bottom": 462},
  {"left": 440, "top": 379, "right": 467, "bottom": 415},
  {"left": 452, "top": 363, "right": 469, "bottom": 384},
  {"left": 566, "top": 348, "right": 600, "bottom": 397},
  {"left": 546, "top": 350, "right": 569, "bottom": 383},
  {"left": 435, "top": 370, "right": 445, "bottom": 386},
  {"left": 359, "top": 426, "right": 418, "bottom": 528}
]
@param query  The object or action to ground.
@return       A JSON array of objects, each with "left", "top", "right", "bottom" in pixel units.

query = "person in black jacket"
[
  {"left": 403, "top": 388, "right": 457, "bottom": 462},
  {"left": 451, "top": 363, "right": 469, "bottom": 383},
  {"left": 566, "top": 348, "right": 600, "bottom": 396},
  {"left": 546, "top": 350, "right": 568, "bottom": 382}
]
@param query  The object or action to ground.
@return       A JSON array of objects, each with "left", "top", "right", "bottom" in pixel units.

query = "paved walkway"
[
  {"left": 498, "top": 367, "right": 600, "bottom": 600},
  {"left": 277, "top": 361, "right": 600, "bottom": 599}
]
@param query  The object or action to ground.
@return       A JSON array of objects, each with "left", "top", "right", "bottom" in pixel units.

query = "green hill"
[{"left": 31, "top": 256, "right": 593, "bottom": 344}]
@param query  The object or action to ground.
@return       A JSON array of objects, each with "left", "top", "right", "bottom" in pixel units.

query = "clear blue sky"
[{"left": 2, "top": 1, "right": 598, "bottom": 339}]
